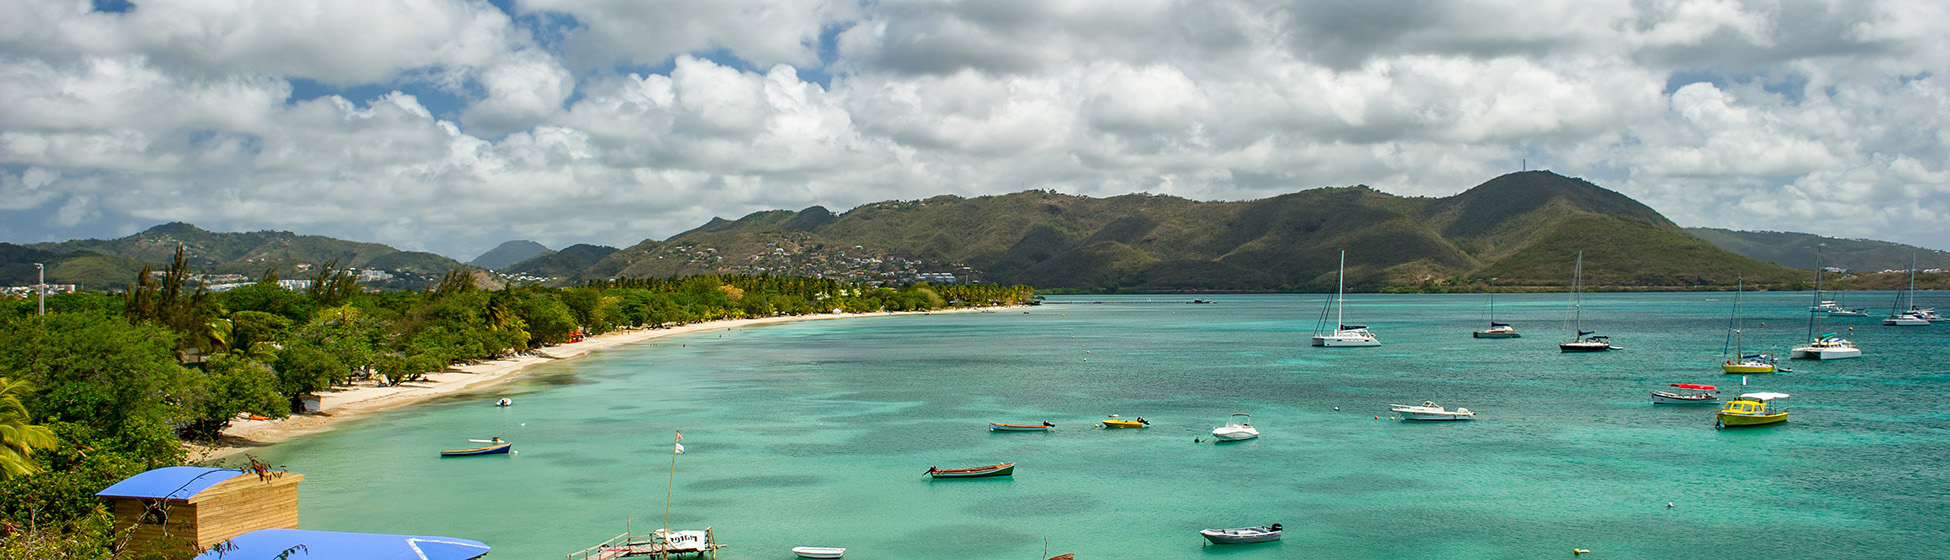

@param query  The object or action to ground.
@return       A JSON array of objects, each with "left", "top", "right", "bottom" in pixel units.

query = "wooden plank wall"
[{"left": 191, "top": 474, "right": 303, "bottom": 547}]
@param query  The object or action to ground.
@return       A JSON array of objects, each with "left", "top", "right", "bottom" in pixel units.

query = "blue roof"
[
  {"left": 96, "top": 467, "right": 245, "bottom": 500},
  {"left": 194, "top": 529, "right": 490, "bottom": 560}
]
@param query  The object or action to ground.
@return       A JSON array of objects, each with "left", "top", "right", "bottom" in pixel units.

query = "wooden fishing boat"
[
  {"left": 989, "top": 421, "right": 1053, "bottom": 432},
  {"left": 1652, "top": 383, "right": 1719, "bottom": 404},
  {"left": 792, "top": 546, "right": 845, "bottom": 558},
  {"left": 1716, "top": 392, "right": 1790, "bottom": 427},
  {"left": 1200, "top": 523, "right": 1282, "bottom": 544},
  {"left": 927, "top": 462, "right": 1015, "bottom": 478},
  {"left": 440, "top": 442, "right": 512, "bottom": 457},
  {"left": 1100, "top": 415, "right": 1148, "bottom": 428}
]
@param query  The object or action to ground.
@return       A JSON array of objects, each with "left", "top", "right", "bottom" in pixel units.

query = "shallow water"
[{"left": 254, "top": 292, "right": 1950, "bottom": 559}]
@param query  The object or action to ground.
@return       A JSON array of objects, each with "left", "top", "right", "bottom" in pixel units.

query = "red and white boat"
[{"left": 1651, "top": 383, "right": 1719, "bottom": 405}]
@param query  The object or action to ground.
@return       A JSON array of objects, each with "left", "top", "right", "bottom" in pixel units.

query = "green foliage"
[
  {"left": 0, "top": 314, "right": 192, "bottom": 455},
  {"left": 0, "top": 378, "right": 57, "bottom": 480},
  {"left": 179, "top": 356, "right": 285, "bottom": 441},
  {"left": 305, "top": 260, "right": 361, "bottom": 308},
  {"left": 217, "top": 282, "right": 315, "bottom": 323},
  {"left": 271, "top": 345, "right": 344, "bottom": 407}
]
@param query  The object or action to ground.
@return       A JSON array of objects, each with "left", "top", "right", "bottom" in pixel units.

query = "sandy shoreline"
[{"left": 193, "top": 307, "right": 1018, "bottom": 463}]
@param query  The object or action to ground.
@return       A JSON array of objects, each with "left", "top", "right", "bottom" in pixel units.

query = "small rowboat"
[
  {"left": 927, "top": 462, "right": 1015, "bottom": 478},
  {"left": 440, "top": 442, "right": 512, "bottom": 457},
  {"left": 1200, "top": 523, "right": 1282, "bottom": 544},
  {"left": 791, "top": 546, "right": 845, "bottom": 558},
  {"left": 1100, "top": 417, "right": 1148, "bottom": 428},
  {"left": 1652, "top": 383, "right": 1718, "bottom": 404},
  {"left": 989, "top": 421, "right": 1053, "bottom": 432}
]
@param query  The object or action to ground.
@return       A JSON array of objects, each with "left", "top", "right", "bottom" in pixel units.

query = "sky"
[{"left": 3, "top": 0, "right": 1947, "bottom": 261}]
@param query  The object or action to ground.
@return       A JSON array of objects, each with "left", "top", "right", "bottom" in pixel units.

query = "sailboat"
[
  {"left": 1472, "top": 277, "right": 1520, "bottom": 338},
  {"left": 1721, "top": 278, "right": 1776, "bottom": 373},
  {"left": 565, "top": 430, "right": 725, "bottom": 558},
  {"left": 1311, "top": 250, "right": 1380, "bottom": 347},
  {"left": 1559, "top": 251, "right": 1617, "bottom": 352},
  {"left": 1884, "top": 254, "right": 1931, "bottom": 326},
  {"left": 1791, "top": 245, "right": 1862, "bottom": 360}
]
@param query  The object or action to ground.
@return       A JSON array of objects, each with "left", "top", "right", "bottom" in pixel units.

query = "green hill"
[
  {"left": 15, "top": 223, "right": 463, "bottom": 290},
  {"left": 1685, "top": 227, "right": 1950, "bottom": 272},
  {"left": 584, "top": 171, "right": 1808, "bottom": 291},
  {"left": 504, "top": 244, "right": 619, "bottom": 282},
  {"left": 469, "top": 240, "right": 551, "bottom": 270}
]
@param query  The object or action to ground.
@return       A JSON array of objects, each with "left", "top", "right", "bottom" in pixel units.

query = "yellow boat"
[
  {"left": 1721, "top": 355, "right": 1777, "bottom": 374},
  {"left": 1099, "top": 415, "right": 1148, "bottom": 428},
  {"left": 1716, "top": 392, "right": 1789, "bottom": 427}
]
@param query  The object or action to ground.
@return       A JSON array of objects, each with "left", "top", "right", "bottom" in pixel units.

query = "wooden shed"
[{"left": 96, "top": 466, "right": 304, "bottom": 552}]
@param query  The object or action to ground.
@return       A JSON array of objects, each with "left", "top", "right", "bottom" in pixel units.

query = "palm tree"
[{"left": 0, "top": 377, "right": 58, "bottom": 480}]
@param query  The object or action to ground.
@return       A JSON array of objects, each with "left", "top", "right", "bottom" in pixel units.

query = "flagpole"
[{"left": 663, "top": 430, "right": 679, "bottom": 534}]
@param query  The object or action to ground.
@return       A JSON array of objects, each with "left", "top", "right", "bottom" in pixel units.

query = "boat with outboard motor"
[
  {"left": 1389, "top": 401, "right": 1476, "bottom": 421},
  {"left": 1652, "top": 383, "right": 1719, "bottom": 404},
  {"left": 1200, "top": 524, "right": 1282, "bottom": 545}
]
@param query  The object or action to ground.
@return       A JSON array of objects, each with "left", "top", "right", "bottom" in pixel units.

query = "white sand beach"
[{"left": 194, "top": 307, "right": 1017, "bottom": 462}]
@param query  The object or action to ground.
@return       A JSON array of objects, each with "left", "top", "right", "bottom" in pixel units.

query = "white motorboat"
[
  {"left": 1651, "top": 383, "right": 1719, "bottom": 404},
  {"left": 1884, "top": 311, "right": 1930, "bottom": 326},
  {"left": 792, "top": 546, "right": 846, "bottom": 559},
  {"left": 1199, "top": 524, "right": 1282, "bottom": 544},
  {"left": 1210, "top": 413, "right": 1260, "bottom": 441},
  {"left": 1793, "top": 246, "right": 1862, "bottom": 360},
  {"left": 1389, "top": 401, "right": 1475, "bottom": 421},
  {"left": 1312, "top": 251, "right": 1381, "bottom": 347}
]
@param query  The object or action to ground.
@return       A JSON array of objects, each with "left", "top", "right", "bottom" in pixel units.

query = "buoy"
[
  {"left": 1667, "top": 502, "right": 1675, "bottom": 508},
  {"left": 1334, "top": 407, "right": 1340, "bottom": 411},
  {"left": 1374, "top": 416, "right": 1380, "bottom": 420}
]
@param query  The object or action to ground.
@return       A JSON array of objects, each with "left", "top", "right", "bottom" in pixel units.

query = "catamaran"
[
  {"left": 1472, "top": 277, "right": 1519, "bottom": 338},
  {"left": 1312, "top": 250, "right": 1380, "bottom": 347},
  {"left": 1721, "top": 278, "right": 1776, "bottom": 373},
  {"left": 1792, "top": 246, "right": 1862, "bottom": 359},
  {"left": 1559, "top": 251, "right": 1617, "bottom": 352}
]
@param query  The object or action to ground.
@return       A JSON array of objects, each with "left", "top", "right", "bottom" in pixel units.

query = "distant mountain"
[
  {"left": 504, "top": 244, "right": 618, "bottom": 282},
  {"left": 573, "top": 171, "right": 1806, "bottom": 291},
  {"left": 13, "top": 222, "right": 463, "bottom": 289},
  {"left": 1685, "top": 228, "right": 1950, "bottom": 273},
  {"left": 469, "top": 240, "right": 550, "bottom": 270}
]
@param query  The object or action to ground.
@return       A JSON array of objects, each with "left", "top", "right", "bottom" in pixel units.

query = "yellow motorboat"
[
  {"left": 1099, "top": 415, "right": 1149, "bottom": 428},
  {"left": 1716, "top": 392, "right": 1789, "bottom": 427},
  {"left": 1721, "top": 355, "right": 1777, "bottom": 374}
]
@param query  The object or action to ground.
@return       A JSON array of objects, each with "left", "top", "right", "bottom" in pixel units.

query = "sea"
[{"left": 251, "top": 292, "right": 1950, "bottom": 559}]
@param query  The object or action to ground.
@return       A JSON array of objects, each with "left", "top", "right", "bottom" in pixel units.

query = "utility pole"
[{"left": 35, "top": 262, "right": 46, "bottom": 315}]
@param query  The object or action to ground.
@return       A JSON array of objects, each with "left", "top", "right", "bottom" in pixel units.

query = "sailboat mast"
[
  {"left": 1488, "top": 277, "right": 1496, "bottom": 323},
  {"left": 1572, "top": 251, "right": 1584, "bottom": 334},
  {"left": 1724, "top": 278, "right": 1743, "bottom": 360},
  {"left": 1335, "top": 251, "right": 1346, "bottom": 332},
  {"left": 1807, "top": 245, "right": 1823, "bottom": 342},
  {"left": 663, "top": 430, "right": 679, "bottom": 533}
]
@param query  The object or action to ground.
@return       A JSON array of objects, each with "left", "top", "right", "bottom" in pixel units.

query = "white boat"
[
  {"left": 1559, "top": 251, "right": 1617, "bottom": 352},
  {"left": 1651, "top": 383, "right": 1719, "bottom": 404},
  {"left": 1828, "top": 307, "right": 1868, "bottom": 317},
  {"left": 1720, "top": 279, "right": 1776, "bottom": 374},
  {"left": 1312, "top": 251, "right": 1381, "bottom": 347},
  {"left": 1912, "top": 307, "right": 1946, "bottom": 322},
  {"left": 1792, "top": 246, "right": 1862, "bottom": 360},
  {"left": 1199, "top": 524, "right": 1282, "bottom": 544},
  {"left": 1884, "top": 255, "right": 1932, "bottom": 326},
  {"left": 1473, "top": 277, "right": 1520, "bottom": 338},
  {"left": 1210, "top": 413, "right": 1259, "bottom": 441},
  {"left": 1389, "top": 401, "right": 1475, "bottom": 421},
  {"left": 792, "top": 546, "right": 846, "bottom": 559}
]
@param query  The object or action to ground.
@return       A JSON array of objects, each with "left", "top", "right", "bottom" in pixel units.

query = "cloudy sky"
[{"left": 3, "top": 0, "right": 1947, "bottom": 260}]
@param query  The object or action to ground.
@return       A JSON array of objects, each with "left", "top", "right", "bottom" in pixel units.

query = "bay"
[{"left": 252, "top": 292, "right": 1950, "bottom": 559}]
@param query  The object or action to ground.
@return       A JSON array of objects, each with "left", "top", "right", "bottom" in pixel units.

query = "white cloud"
[{"left": 2, "top": 0, "right": 1949, "bottom": 257}]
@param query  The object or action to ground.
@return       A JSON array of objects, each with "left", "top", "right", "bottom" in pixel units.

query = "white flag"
[{"left": 673, "top": 442, "right": 685, "bottom": 454}]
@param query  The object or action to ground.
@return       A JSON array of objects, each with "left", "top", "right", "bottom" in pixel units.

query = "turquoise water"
[{"left": 253, "top": 293, "right": 1950, "bottom": 559}]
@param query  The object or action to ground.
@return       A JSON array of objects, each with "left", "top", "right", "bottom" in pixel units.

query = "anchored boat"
[
  {"left": 1210, "top": 413, "right": 1259, "bottom": 441},
  {"left": 1652, "top": 383, "right": 1719, "bottom": 405},
  {"left": 1389, "top": 401, "right": 1475, "bottom": 421},
  {"left": 1200, "top": 524, "right": 1282, "bottom": 545},
  {"left": 1716, "top": 392, "right": 1790, "bottom": 427},
  {"left": 927, "top": 462, "right": 1016, "bottom": 479},
  {"left": 988, "top": 421, "right": 1054, "bottom": 432}
]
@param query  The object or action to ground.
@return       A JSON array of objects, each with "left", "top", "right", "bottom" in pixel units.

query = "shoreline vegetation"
[
  {"left": 0, "top": 247, "right": 1035, "bottom": 559},
  {"left": 189, "top": 305, "right": 1018, "bottom": 462}
]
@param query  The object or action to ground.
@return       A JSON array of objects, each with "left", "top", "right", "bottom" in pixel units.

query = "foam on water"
[{"left": 255, "top": 293, "right": 1950, "bottom": 559}]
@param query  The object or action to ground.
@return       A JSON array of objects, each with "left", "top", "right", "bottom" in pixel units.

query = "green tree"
[
  {"left": 0, "top": 378, "right": 57, "bottom": 480},
  {"left": 0, "top": 314, "right": 192, "bottom": 459},
  {"left": 179, "top": 356, "right": 286, "bottom": 440}
]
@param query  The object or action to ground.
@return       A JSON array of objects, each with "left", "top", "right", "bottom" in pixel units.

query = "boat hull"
[
  {"left": 1471, "top": 330, "right": 1520, "bottom": 338},
  {"left": 1210, "top": 427, "right": 1259, "bottom": 441},
  {"left": 792, "top": 547, "right": 845, "bottom": 558},
  {"left": 988, "top": 422, "right": 1050, "bottom": 432},
  {"left": 1100, "top": 420, "right": 1146, "bottom": 428},
  {"left": 1395, "top": 411, "right": 1473, "bottom": 421},
  {"left": 929, "top": 463, "right": 1015, "bottom": 478},
  {"left": 1312, "top": 334, "right": 1380, "bottom": 347},
  {"left": 1651, "top": 391, "right": 1718, "bottom": 404},
  {"left": 1558, "top": 342, "right": 1613, "bottom": 352},
  {"left": 1720, "top": 363, "right": 1775, "bottom": 374},
  {"left": 1200, "top": 528, "right": 1281, "bottom": 544},
  {"left": 1884, "top": 315, "right": 1930, "bottom": 326},
  {"left": 440, "top": 443, "right": 512, "bottom": 457},
  {"left": 1717, "top": 412, "right": 1787, "bottom": 427},
  {"left": 1790, "top": 346, "right": 1861, "bottom": 360}
]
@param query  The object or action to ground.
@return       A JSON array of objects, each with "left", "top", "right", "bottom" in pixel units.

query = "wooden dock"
[{"left": 567, "top": 528, "right": 723, "bottom": 560}]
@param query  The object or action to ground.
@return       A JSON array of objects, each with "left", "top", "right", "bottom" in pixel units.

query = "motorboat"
[
  {"left": 1099, "top": 415, "right": 1148, "bottom": 428},
  {"left": 1828, "top": 307, "right": 1868, "bottom": 317},
  {"left": 440, "top": 441, "right": 512, "bottom": 457},
  {"left": 1473, "top": 278, "right": 1520, "bottom": 338},
  {"left": 1652, "top": 383, "right": 1719, "bottom": 404},
  {"left": 1791, "top": 335, "right": 1861, "bottom": 360},
  {"left": 1559, "top": 251, "right": 1617, "bottom": 353},
  {"left": 1389, "top": 401, "right": 1475, "bottom": 421},
  {"left": 1210, "top": 413, "right": 1259, "bottom": 441},
  {"left": 1716, "top": 392, "right": 1790, "bottom": 427},
  {"left": 792, "top": 546, "right": 846, "bottom": 558},
  {"left": 1793, "top": 246, "right": 1862, "bottom": 360},
  {"left": 927, "top": 462, "right": 1016, "bottom": 478},
  {"left": 989, "top": 421, "right": 1054, "bottom": 432},
  {"left": 495, "top": 397, "right": 512, "bottom": 406},
  {"left": 1199, "top": 524, "right": 1282, "bottom": 544},
  {"left": 1884, "top": 311, "right": 1930, "bottom": 326},
  {"left": 1810, "top": 301, "right": 1845, "bottom": 313},
  {"left": 1312, "top": 251, "right": 1381, "bottom": 347},
  {"left": 1910, "top": 307, "right": 1945, "bottom": 321}
]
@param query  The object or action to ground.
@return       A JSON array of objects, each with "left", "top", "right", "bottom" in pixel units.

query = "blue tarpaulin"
[
  {"left": 95, "top": 467, "right": 244, "bottom": 500},
  {"left": 195, "top": 529, "right": 490, "bottom": 560}
]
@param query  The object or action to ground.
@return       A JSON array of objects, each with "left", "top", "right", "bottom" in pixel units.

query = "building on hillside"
[{"left": 915, "top": 272, "right": 957, "bottom": 284}]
